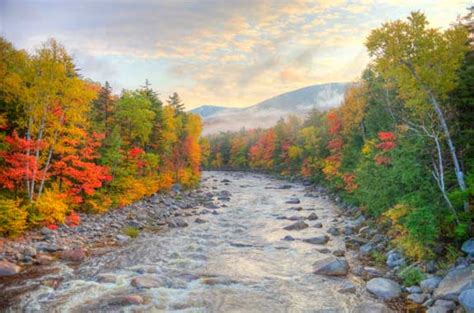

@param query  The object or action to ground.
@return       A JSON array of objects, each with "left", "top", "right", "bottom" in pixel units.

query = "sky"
[{"left": 0, "top": 0, "right": 471, "bottom": 110}]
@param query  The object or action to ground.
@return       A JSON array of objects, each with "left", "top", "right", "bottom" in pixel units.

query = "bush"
[
  {"left": 31, "top": 185, "right": 68, "bottom": 225},
  {"left": 398, "top": 266, "right": 426, "bottom": 286},
  {"left": 0, "top": 198, "right": 27, "bottom": 237},
  {"left": 123, "top": 226, "right": 140, "bottom": 238}
]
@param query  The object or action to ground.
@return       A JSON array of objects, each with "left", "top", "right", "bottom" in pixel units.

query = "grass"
[
  {"left": 123, "top": 226, "right": 140, "bottom": 238},
  {"left": 398, "top": 266, "right": 426, "bottom": 286}
]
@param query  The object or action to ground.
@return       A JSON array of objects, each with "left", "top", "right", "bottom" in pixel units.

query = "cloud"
[{"left": 1, "top": 0, "right": 470, "bottom": 109}]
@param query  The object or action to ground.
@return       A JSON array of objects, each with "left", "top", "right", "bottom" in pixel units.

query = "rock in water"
[
  {"left": 131, "top": 276, "right": 161, "bottom": 289},
  {"left": 313, "top": 257, "right": 349, "bottom": 276},
  {"left": 0, "top": 260, "right": 21, "bottom": 276},
  {"left": 434, "top": 265, "right": 474, "bottom": 300},
  {"left": 366, "top": 278, "right": 401, "bottom": 300},
  {"left": 302, "top": 235, "right": 329, "bottom": 245},
  {"left": 459, "top": 289, "right": 474, "bottom": 313},
  {"left": 286, "top": 197, "right": 300, "bottom": 204},
  {"left": 168, "top": 217, "right": 188, "bottom": 228},
  {"left": 283, "top": 221, "right": 308, "bottom": 231},
  {"left": 461, "top": 239, "right": 474, "bottom": 256},
  {"left": 307, "top": 213, "right": 318, "bottom": 220}
]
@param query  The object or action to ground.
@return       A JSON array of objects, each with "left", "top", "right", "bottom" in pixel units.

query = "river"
[{"left": 11, "top": 171, "right": 377, "bottom": 312}]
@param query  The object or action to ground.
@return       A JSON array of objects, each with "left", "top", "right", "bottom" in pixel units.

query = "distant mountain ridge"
[{"left": 191, "top": 82, "right": 349, "bottom": 134}]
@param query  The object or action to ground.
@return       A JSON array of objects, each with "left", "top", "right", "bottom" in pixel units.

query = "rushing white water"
[{"left": 13, "top": 171, "right": 374, "bottom": 312}]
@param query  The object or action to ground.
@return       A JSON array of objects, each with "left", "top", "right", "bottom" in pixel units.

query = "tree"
[
  {"left": 167, "top": 92, "right": 185, "bottom": 114},
  {"left": 366, "top": 12, "right": 469, "bottom": 202}
]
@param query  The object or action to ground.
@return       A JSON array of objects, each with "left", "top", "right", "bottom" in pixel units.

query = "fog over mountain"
[{"left": 191, "top": 82, "right": 349, "bottom": 134}]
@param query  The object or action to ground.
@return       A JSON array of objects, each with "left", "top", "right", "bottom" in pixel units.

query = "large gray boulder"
[
  {"left": 434, "top": 265, "right": 474, "bottom": 300},
  {"left": 459, "top": 289, "right": 474, "bottom": 313},
  {"left": 0, "top": 260, "right": 21, "bottom": 276},
  {"left": 313, "top": 257, "right": 349, "bottom": 276},
  {"left": 366, "top": 278, "right": 402, "bottom": 300}
]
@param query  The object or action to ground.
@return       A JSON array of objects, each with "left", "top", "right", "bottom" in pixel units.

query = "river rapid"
[{"left": 11, "top": 171, "right": 377, "bottom": 312}]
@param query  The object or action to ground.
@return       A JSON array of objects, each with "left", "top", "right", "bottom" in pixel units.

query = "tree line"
[
  {"left": 204, "top": 11, "right": 474, "bottom": 261},
  {"left": 0, "top": 38, "right": 202, "bottom": 236}
]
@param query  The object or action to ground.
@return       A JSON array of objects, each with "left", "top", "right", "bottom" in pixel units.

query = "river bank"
[{"left": 0, "top": 171, "right": 472, "bottom": 312}]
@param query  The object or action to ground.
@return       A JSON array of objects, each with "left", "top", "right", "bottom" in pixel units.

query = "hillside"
[{"left": 191, "top": 82, "right": 349, "bottom": 134}]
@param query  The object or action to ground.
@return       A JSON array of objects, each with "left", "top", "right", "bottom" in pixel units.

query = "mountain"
[
  {"left": 190, "top": 82, "right": 349, "bottom": 134},
  {"left": 189, "top": 105, "right": 231, "bottom": 118}
]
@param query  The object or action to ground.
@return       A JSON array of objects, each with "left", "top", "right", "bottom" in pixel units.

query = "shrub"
[
  {"left": 398, "top": 266, "right": 426, "bottom": 286},
  {"left": 0, "top": 198, "right": 27, "bottom": 237},
  {"left": 123, "top": 226, "right": 140, "bottom": 238},
  {"left": 31, "top": 185, "right": 68, "bottom": 225}
]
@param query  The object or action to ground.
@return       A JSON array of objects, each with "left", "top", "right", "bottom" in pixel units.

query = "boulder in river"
[
  {"left": 194, "top": 218, "right": 207, "bottom": 224},
  {"left": 434, "top": 265, "right": 474, "bottom": 300},
  {"left": 60, "top": 248, "right": 87, "bottom": 262},
  {"left": 107, "top": 294, "right": 144, "bottom": 306},
  {"left": 366, "top": 278, "right": 401, "bottom": 300},
  {"left": 282, "top": 235, "right": 295, "bottom": 241},
  {"left": 313, "top": 256, "right": 349, "bottom": 276},
  {"left": 169, "top": 218, "right": 189, "bottom": 228},
  {"left": 131, "top": 276, "right": 162, "bottom": 289},
  {"left": 302, "top": 235, "right": 329, "bottom": 245},
  {"left": 307, "top": 213, "right": 318, "bottom": 220},
  {"left": 286, "top": 197, "right": 301, "bottom": 204},
  {"left": 0, "top": 260, "right": 21, "bottom": 276},
  {"left": 283, "top": 221, "right": 308, "bottom": 231}
]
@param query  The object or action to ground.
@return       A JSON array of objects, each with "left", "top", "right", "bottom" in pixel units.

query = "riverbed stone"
[
  {"left": 420, "top": 276, "right": 442, "bottom": 293},
  {"left": 108, "top": 294, "right": 144, "bottom": 306},
  {"left": 366, "top": 278, "right": 402, "bottom": 300},
  {"left": 60, "top": 248, "right": 86, "bottom": 262},
  {"left": 359, "top": 242, "right": 375, "bottom": 257},
  {"left": 351, "top": 301, "right": 393, "bottom": 313},
  {"left": 194, "top": 218, "right": 207, "bottom": 224},
  {"left": 0, "top": 260, "right": 21, "bottom": 276},
  {"left": 286, "top": 197, "right": 300, "bottom": 204},
  {"left": 338, "top": 281, "right": 356, "bottom": 294},
  {"left": 433, "top": 299, "right": 456, "bottom": 310},
  {"left": 313, "top": 223, "right": 323, "bottom": 228},
  {"left": 97, "top": 274, "right": 117, "bottom": 283},
  {"left": 283, "top": 221, "right": 308, "bottom": 231},
  {"left": 407, "top": 293, "right": 428, "bottom": 304},
  {"left": 131, "top": 276, "right": 162, "bottom": 289},
  {"left": 459, "top": 289, "right": 474, "bottom": 313},
  {"left": 169, "top": 218, "right": 189, "bottom": 228},
  {"left": 307, "top": 213, "right": 318, "bottom": 221},
  {"left": 287, "top": 215, "right": 304, "bottom": 221},
  {"left": 282, "top": 235, "right": 295, "bottom": 241},
  {"left": 461, "top": 239, "right": 474, "bottom": 256},
  {"left": 327, "top": 226, "right": 340, "bottom": 236},
  {"left": 302, "top": 235, "right": 329, "bottom": 245},
  {"left": 426, "top": 306, "right": 450, "bottom": 313},
  {"left": 434, "top": 265, "right": 474, "bottom": 300},
  {"left": 313, "top": 257, "right": 349, "bottom": 276},
  {"left": 333, "top": 249, "right": 345, "bottom": 257}
]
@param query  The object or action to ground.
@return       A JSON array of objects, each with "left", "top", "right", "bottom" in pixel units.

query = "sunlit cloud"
[{"left": 1, "top": 0, "right": 469, "bottom": 109}]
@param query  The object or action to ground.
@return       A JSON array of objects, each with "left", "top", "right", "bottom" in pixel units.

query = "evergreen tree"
[{"left": 166, "top": 92, "right": 185, "bottom": 114}]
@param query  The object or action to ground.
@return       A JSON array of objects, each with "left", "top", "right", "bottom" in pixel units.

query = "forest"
[
  {"left": 0, "top": 38, "right": 202, "bottom": 237},
  {"left": 204, "top": 12, "right": 474, "bottom": 261}
]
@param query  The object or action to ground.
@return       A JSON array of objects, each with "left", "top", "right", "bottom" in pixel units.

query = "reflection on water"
[{"left": 13, "top": 171, "right": 371, "bottom": 312}]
